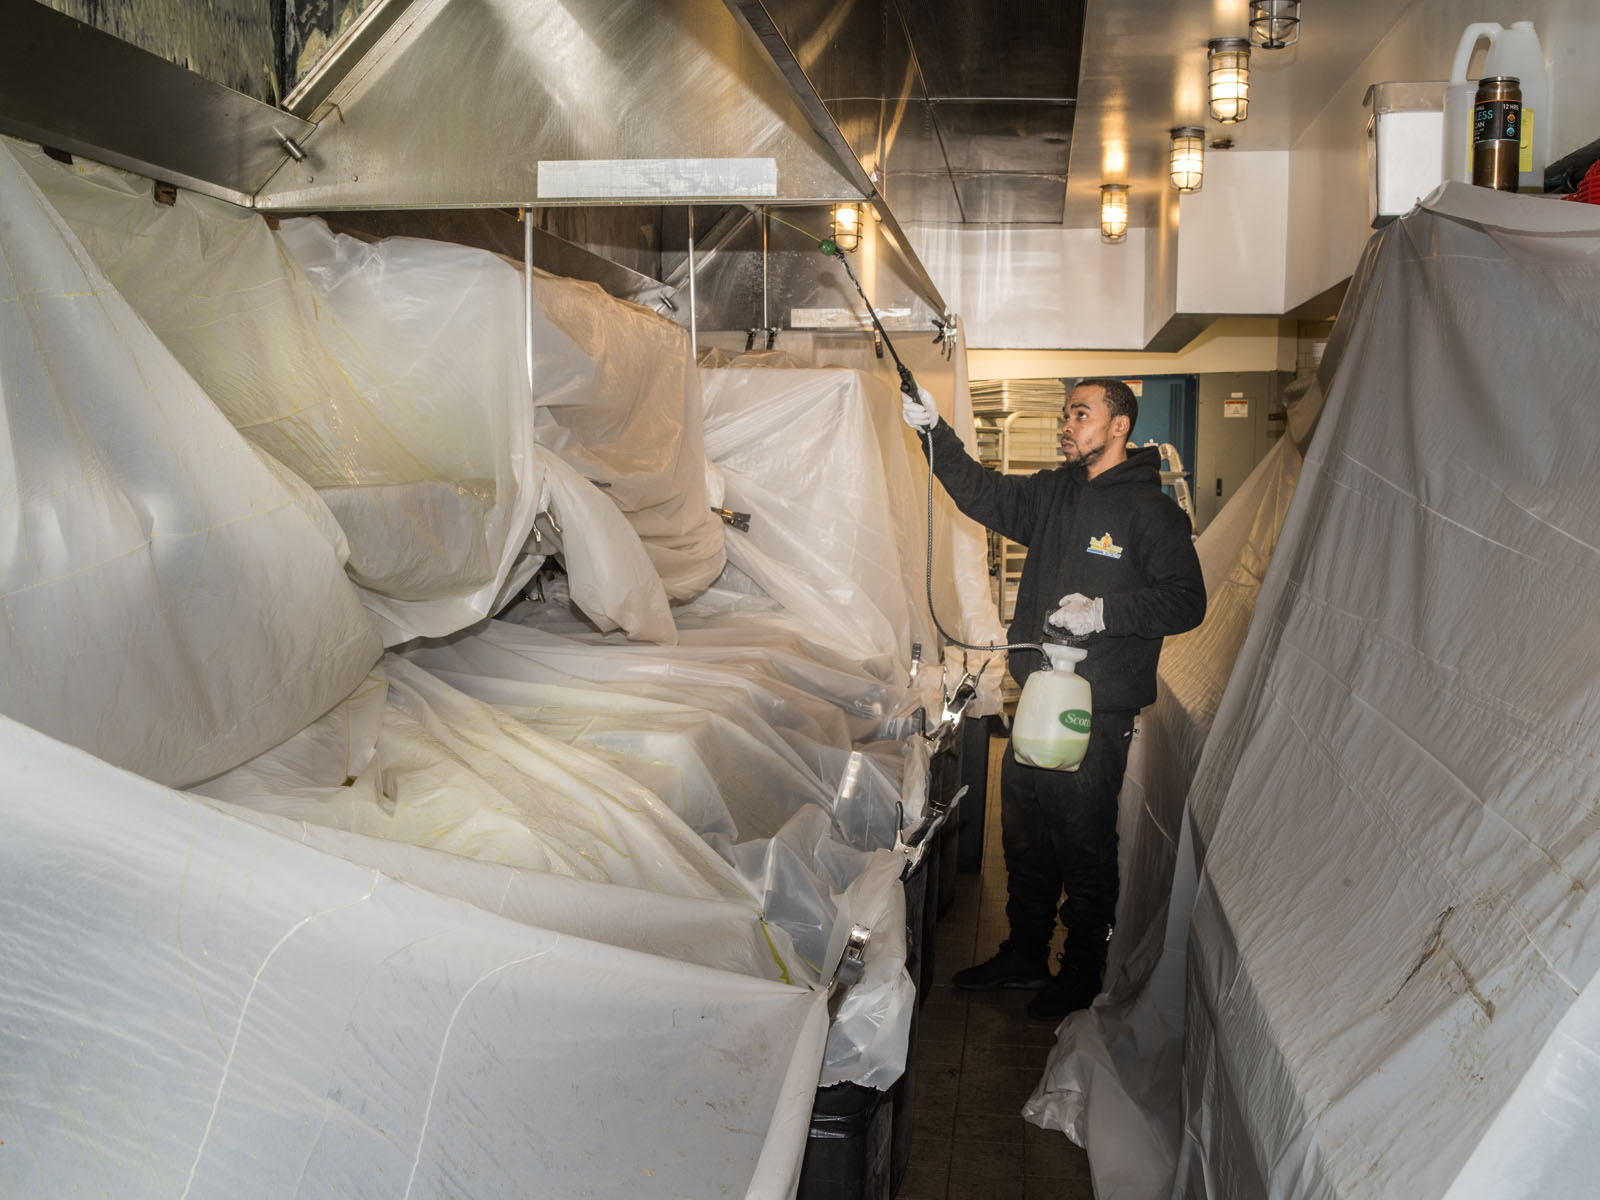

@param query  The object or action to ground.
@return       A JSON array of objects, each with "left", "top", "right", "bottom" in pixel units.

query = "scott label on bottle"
[
  {"left": 1058, "top": 709, "right": 1091, "bottom": 733},
  {"left": 1473, "top": 100, "right": 1519, "bottom": 145}
]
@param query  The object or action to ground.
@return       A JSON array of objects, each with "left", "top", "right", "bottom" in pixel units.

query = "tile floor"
[{"left": 900, "top": 739, "right": 1094, "bottom": 1200}]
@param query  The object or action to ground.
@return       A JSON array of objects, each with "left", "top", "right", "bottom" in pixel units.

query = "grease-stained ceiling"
[{"left": 745, "top": 0, "right": 1086, "bottom": 225}]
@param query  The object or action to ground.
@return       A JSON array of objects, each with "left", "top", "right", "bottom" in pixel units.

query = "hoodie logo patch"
[{"left": 1087, "top": 532, "right": 1123, "bottom": 559}]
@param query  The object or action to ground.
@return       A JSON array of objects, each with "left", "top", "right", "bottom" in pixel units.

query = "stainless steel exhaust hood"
[
  {"left": 3, "top": 0, "right": 948, "bottom": 317},
  {"left": 256, "top": 0, "right": 867, "bottom": 210}
]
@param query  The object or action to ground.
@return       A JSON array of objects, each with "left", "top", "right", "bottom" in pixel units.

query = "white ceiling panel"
[{"left": 1064, "top": 0, "right": 1407, "bottom": 227}]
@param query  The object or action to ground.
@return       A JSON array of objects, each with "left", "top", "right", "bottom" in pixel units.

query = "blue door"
[{"left": 1121, "top": 374, "right": 1196, "bottom": 505}]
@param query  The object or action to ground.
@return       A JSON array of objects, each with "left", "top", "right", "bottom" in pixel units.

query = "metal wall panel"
[{"left": 685, "top": 204, "right": 937, "bottom": 336}]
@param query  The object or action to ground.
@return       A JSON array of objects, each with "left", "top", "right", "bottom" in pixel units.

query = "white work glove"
[
  {"left": 1047, "top": 593, "right": 1105, "bottom": 636},
  {"left": 902, "top": 385, "right": 939, "bottom": 431}
]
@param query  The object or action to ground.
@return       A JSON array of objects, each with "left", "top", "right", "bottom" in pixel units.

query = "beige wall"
[
  {"left": 1176, "top": 152, "right": 1290, "bottom": 315},
  {"left": 969, "top": 317, "right": 1296, "bottom": 380},
  {"left": 910, "top": 223, "right": 1151, "bottom": 351}
]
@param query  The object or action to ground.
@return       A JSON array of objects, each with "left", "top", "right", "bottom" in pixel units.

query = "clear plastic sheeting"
[
  {"left": 8, "top": 140, "right": 681, "bottom": 646},
  {"left": 403, "top": 613, "right": 923, "bottom": 1085},
  {"left": 410, "top": 615, "right": 923, "bottom": 842},
  {"left": 195, "top": 658, "right": 751, "bottom": 902},
  {"left": 526, "top": 268, "right": 727, "bottom": 599},
  {"left": 201, "top": 631, "right": 916, "bottom": 1090},
  {"left": 0, "top": 716, "right": 831, "bottom": 1200},
  {"left": 698, "top": 328, "right": 1007, "bottom": 714},
  {"left": 527, "top": 444, "right": 678, "bottom": 644},
  {"left": 4, "top": 135, "right": 925, "bottom": 1192},
  {"left": 0, "top": 140, "right": 381, "bottom": 788},
  {"left": 1024, "top": 398, "right": 1310, "bottom": 1196},
  {"left": 11, "top": 139, "right": 537, "bottom": 641},
  {"left": 699, "top": 367, "right": 937, "bottom": 674},
  {"left": 1047, "top": 185, "right": 1600, "bottom": 1200}
]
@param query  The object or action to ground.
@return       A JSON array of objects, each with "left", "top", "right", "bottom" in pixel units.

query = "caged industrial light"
[
  {"left": 830, "top": 203, "right": 862, "bottom": 253},
  {"left": 1249, "top": 0, "right": 1301, "bottom": 49},
  {"left": 1207, "top": 37, "right": 1252, "bottom": 123},
  {"left": 1100, "top": 184, "right": 1129, "bottom": 244},
  {"left": 1169, "top": 126, "right": 1205, "bottom": 192}
]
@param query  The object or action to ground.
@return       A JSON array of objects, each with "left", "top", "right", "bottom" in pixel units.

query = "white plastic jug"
[
  {"left": 1443, "top": 21, "right": 1548, "bottom": 189},
  {"left": 1012, "top": 644, "right": 1092, "bottom": 771}
]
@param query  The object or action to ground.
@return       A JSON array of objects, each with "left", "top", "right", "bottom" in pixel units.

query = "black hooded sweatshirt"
[{"left": 922, "top": 420, "right": 1206, "bottom": 712}]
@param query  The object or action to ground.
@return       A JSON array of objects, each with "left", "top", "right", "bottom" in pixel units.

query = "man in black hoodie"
[{"left": 904, "top": 377, "right": 1205, "bottom": 1020}]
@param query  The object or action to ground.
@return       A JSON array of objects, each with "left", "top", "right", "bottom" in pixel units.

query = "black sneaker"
[
  {"left": 1025, "top": 970, "right": 1100, "bottom": 1022},
  {"left": 950, "top": 944, "right": 1052, "bottom": 991}
]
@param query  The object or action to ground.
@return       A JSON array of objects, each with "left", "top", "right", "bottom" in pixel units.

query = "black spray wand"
[
  {"left": 819, "top": 237, "right": 919, "bottom": 400},
  {"left": 817, "top": 236, "right": 1047, "bottom": 665}
]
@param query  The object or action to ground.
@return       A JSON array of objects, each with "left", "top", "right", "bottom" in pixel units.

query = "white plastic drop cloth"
[
  {"left": 0, "top": 139, "right": 381, "bottom": 788},
  {"left": 527, "top": 269, "right": 726, "bottom": 599},
  {"left": 697, "top": 334, "right": 1006, "bottom": 713},
  {"left": 9, "top": 140, "right": 676, "bottom": 646},
  {"left": 198, "top": 641, "right": 915, "bottom": 1090},
  {"left": 1042, "top": 185, "right": 1600, "bottom": 1200},
  {"left": 410, "top": 615, "right": 925, "bottom": 847},
  {"left": 698, "top": 366, "right": 936, "bottom": 674},
  {"left": 195, "top": 657, "right": 751, "bottom": 901},
  {"left": 0, "top": 714, "right": 834, "bottom": 1199}
]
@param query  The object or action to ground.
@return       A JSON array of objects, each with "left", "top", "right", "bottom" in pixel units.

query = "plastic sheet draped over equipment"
[
  {"left": 195, "top": 658, "right": 751, "bottom": 902},
  {"left": 527, "top": 269, "right": 726, "bottom": 600},
  {"left": 697, "top": 330, "right": 1007, "bottom": 713},
  {"left": 199, "top": 632, "right": 916, "bottom": 1089},
  {"left": 0, "top": 139, "right": 381, "bottom": 788},
  {"left": 9, "top": 141, "right": 680, "bottom": 646},
  {"left": 4, "top": 134, "right": 922, "bottom": 1190},
  {"left": 402, "top": 611, "right": 923, "bottom": 1087},
  {"left": 0, "top": 716, "right": 832, "bottom": 1200},
  {"left": 409, "top": 616, "right": 925, "bottom": 844},
  {"left": 1042, "top": 185, "right": 1600, "bottom": 1200},
  {"left": 699, "top": 367, "right": 931, "bottom": 673}
]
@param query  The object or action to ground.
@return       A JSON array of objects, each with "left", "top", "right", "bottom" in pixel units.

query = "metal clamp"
[
  {"left": 827, "top": 925, "right": 872, "bottom": 1017},
  {"left": 710, "top": 507, "right": 751, "bottom": 532},
  {"left": 895, "top": 784, "right": 965, "bottom": 874}
]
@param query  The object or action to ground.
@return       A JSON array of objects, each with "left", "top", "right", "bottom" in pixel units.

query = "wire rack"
[{"left": 971, "top": 380, "right": 1067, "bottom": 704}]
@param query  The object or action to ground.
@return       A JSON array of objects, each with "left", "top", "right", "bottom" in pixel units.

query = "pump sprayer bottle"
[{"left": 1011, "top": 643, "right": 1092, "bottom": 771}]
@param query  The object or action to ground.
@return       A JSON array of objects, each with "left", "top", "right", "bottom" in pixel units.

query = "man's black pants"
[{"left": 999, "top": 710, "right": 1136, "bottom": 979}]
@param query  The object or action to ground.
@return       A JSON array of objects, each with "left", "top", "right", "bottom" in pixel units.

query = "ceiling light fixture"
[
  {"left": 1249, "top": 0, "right": 1301, "bottom": 49},
  {"left": 830, "top": 203, "right": 862, "bottom": 253},
  {"left": 1207, "top": 37, "right": 1252, "bottom": 124},
  {"left": 1169, "top": 127, "right": 1205, "bottom": 192},
  {"left": 1100, "top": 184, "right": 1129, "bottom": 244}
]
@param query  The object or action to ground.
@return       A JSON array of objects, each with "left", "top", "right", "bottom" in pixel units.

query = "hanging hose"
[{"left": 920, "top": 426, "right": 1049, "bottom": 661}]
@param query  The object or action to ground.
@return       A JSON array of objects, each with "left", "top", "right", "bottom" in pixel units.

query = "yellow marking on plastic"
[{"left": 760, "top": 921, "right": 795, "bottom": 986}]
